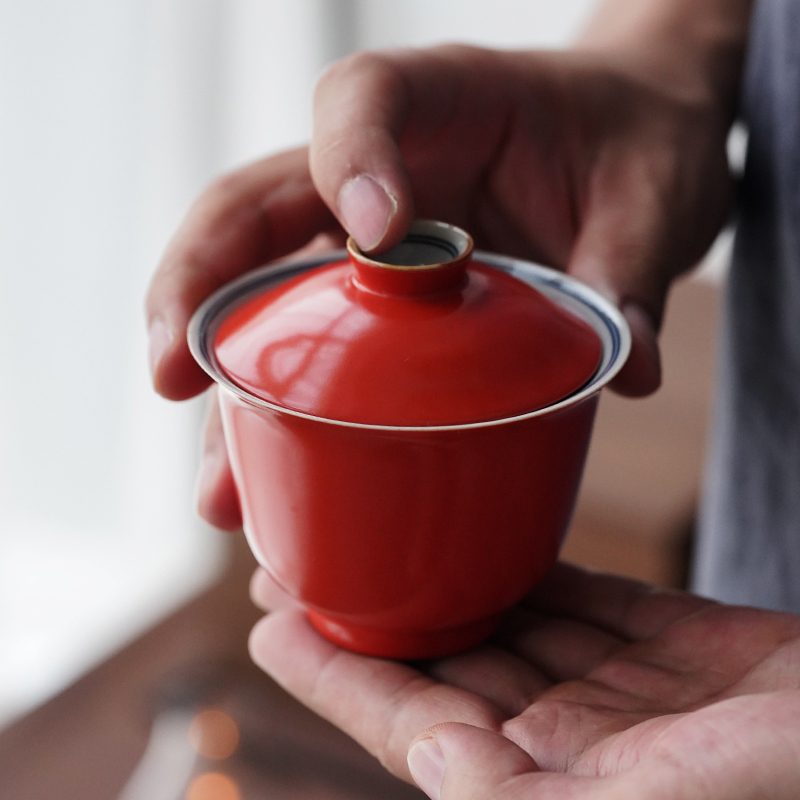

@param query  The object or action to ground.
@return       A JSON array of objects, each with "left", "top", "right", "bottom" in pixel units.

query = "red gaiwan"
[{"left": 189, "top": 220, "right": 630, "bottom": 659}]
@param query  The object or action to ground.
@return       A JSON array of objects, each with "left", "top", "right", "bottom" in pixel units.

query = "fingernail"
[
  {"left": 338, "top": 174, "right": 395, "bottom": 252},
  {"left": 408, "top": 738, "right": 445, "bottom": 800},
  {"left": 617, "top": 302, "right": 662, "bottom": 395},
  {"left": 621, "top": 301, "right": 657, "bottom": 336},
  {"left": 622, "top": 302, "right": 661, "bottom": 364},
  {"left": 148, "top": 317, "right": 174, "bottom": 381}
]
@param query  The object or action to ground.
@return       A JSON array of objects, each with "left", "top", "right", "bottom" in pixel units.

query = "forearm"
[{"left": 576, "top": 0, "right": 753, "bottom": 116}]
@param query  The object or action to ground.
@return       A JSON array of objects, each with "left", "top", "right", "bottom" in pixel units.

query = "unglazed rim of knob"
[{"left": 347, "top": 219, "right": 474, "bottom": 271}]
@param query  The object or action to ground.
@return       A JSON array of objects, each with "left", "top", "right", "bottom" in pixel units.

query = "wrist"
[{"left": 575, "top": 0, "right": 753, "bottom": 119}]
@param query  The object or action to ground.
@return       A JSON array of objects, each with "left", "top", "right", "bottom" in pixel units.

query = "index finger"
[{"left": 146, "top": 146, "right": 338, "bottom": 400}]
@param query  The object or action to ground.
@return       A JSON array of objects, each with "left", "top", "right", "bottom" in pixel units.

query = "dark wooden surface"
[{"left": 0, "top": 535, "right": 421, "bottom": 800}]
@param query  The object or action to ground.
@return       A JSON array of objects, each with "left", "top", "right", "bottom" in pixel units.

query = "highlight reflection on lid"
[{"left": 212, "top": 221, "right": 603, "bottom": 427}]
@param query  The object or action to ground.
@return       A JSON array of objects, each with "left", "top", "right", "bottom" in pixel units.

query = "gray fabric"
[{"left": 692, "top": 0, "right": 800, "bottom": 610}]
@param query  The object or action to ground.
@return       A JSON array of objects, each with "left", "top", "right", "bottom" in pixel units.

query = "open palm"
[{"left": 249, "top": 562, "right": 800, "bottom": 799}]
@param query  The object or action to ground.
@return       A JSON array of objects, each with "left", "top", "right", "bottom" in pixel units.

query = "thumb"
[
  {"left": 407, "top": 724, "right": 535, "bottom": 800},
  {"left": 407, "top": 723, "right": 613, "bottom": 800},
  {"left": 407, "top": 723, "right": 637, "bottom": 800}
]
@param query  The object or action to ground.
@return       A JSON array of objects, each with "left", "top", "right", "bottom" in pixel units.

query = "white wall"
[
  {"left": 358, "top": 0, "right": 597, "bottom": 50},
  {"left": 0, "top": 0, "right": 229, "bottom": 725}
]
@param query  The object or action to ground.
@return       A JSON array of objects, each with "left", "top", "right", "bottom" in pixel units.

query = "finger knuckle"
[
  {"left": 204, "top": 168, "right": 252, "bottom": 208},
  {"left": 314, "top": 50, "right": 399, "bottom": 102}
]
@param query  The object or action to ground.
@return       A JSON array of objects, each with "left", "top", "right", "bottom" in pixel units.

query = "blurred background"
[{"left": 0, "top": 1, "right": 731, "bottom": 798}]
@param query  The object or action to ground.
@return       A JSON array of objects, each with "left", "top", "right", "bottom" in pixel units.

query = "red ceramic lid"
[{"left": 213, "top": 221, "right": 602, "bottom": 426}]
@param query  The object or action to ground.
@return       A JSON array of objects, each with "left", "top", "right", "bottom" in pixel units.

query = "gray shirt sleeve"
[{"left": 692, "top": 0, "right": 800, "bottom": 611}]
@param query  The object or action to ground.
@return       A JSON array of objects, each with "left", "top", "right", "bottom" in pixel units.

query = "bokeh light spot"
[
  {"left": 188, "top": 708, "right": 240, "bottom": 760},
  {"left": 186, "top": 771, "right": 241, "bottom": 800}
]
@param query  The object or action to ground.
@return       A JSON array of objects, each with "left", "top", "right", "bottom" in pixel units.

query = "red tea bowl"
[{"left": 188, "top": 221, "right": 630, "bottom": 659}]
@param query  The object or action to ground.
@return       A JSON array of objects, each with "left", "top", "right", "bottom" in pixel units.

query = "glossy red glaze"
[
  {"left": 213, "top": 258, "right": 602, "bottom": 427},
  {"left": 218, "top": 388, "right": 598, "bottom": 658},
  {"left": 189, "top": 221, "right": 629, "bottom": 659}
]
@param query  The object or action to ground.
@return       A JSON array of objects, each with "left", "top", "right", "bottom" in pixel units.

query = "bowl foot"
[{"left": 305, "top": 610, "right": 502, "bottom": 659}]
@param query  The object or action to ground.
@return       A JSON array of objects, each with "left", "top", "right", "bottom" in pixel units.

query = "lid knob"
[{"left": 348, "top": 220, "right": 473, "bottom": 296}]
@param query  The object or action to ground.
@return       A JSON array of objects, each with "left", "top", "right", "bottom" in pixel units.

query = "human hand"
[
  {"left": 147, "top": 8, "right": 745, "bottom": 528},
  {"left": 248, "top": 562, "right": 800, "bottom": 799}
]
